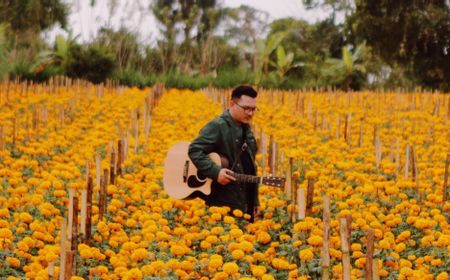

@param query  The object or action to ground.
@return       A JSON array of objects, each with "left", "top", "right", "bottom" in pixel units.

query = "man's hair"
[{"left": 231, "top": 85, "right": 257, "bottom": 99}]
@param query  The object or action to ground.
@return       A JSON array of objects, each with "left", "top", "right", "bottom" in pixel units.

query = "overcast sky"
[{"left": 43, "top": 0, "right": 331, "bottom": 44}]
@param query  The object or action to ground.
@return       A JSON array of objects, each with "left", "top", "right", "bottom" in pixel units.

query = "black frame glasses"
[{"left": 235, "top": 102, "right": 258, "bottom": 114}]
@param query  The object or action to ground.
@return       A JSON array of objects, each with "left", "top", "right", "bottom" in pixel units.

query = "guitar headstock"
[{"left": 261, "top": 177, "right": 286, "bottom": 187}]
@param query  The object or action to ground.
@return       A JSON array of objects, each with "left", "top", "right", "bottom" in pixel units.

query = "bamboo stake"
[
  {"left": 48, "top": 262, "right": 55, "bottom": 278},
  {"left": 340, "top": 218, "right": 351, "bottom": 280},
  {"left": 335, "top": 114, "right": 340, "bottom": 139},
  {"left": 64, "top": 250, "right": 75, "bottom": 280},
  {"left": 405, "top": 144, "right": 410, "bottom": 181},
  {"left": 297, "top": 187, "right": 306, "bottom": 220},
  {"left": 67, "top": 189, "right": 75, "bottom": 244},
  {"left": 292, "top": 174, "right": 298, "bottom": 223},
  {"left": 134, "top": 110, "right": 139, "bottom": 154},
  {"left": 395, "top": 138, "right": 400, "bottom": 178},
  {"left": 80, "top": 188, "right": 87, "bottom": 236},
  {"left": 365, "top": 228, "right": 375, "bottom": 280},
  {"left": 373, "top": 258, "right": 380, "bottom": 280},
  {"left": 59, "top": 218, "right": 67, "bottom": 280},
  {"left": 443, "top": 154, "right": 449, "bottom": 206},
  {"left": 306, "top": 178, "right": 314, "bottom": 217},
  {"left": 261, "top": 132, "right": 267, "bottom": 178},
  {"left": 71, "top": 196, "right": 78, "bottom": 252},
  {"left": 322, "top": 195, "right": 331, "bottom": 280}
]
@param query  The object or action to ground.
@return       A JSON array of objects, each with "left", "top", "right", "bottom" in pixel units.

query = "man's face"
[{"left": 230, "top": 95, "right": 258, "bottom": 124}]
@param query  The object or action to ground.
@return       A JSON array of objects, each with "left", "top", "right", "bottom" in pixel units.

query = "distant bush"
[
  {"left": 66, "top": 44, "right": 116, "bottom": 84},
  {"left": 113, "top": 69, "right": 147, "bottom": 88},
  {"left": 212, "top": 68, "right": 254, "bottom": 88}
]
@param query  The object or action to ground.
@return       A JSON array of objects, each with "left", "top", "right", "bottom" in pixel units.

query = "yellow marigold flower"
[
  {"left": 223, "top": 215, "right": 235, "bottom": 224},
  {"left": 232, "top": 209, "right": 243, "bottom": 217},
  {"left": 307, "top": 235, "right": 323, "bottom": 246},
  {"left": 262, "top": 274, "right": 275, "bottom": 280},
  {"left": 231, "top": 249, "right": 245, "bottom": 260},
  {"left": 209, "top": 256, "right": 223, "bottom": 270},
  {"left": 70, "top": 277, "right": 84, "bottom": 280},
  {"left": 352, "top": 251, "right": 364, "bottom": 259},
  {"left": 351, "top": 243, "right": 362, "bottom": 251},
  {"left": 430, "top": 259, "right": 442, "bottom": 266},
  {"left": 299, "top": 248, "right": 314, "bottom": 260},
  {"left": 210, "top": 213, "right": 222, "bottom": 221},
  {"left": 436, "top": 272, "right": 448, "bottom": 280},
  {"left": 19, "top": 212, "right": 33, "bottom": 223},
  {"left": 171, "top": 244, "right": 189, "bottom": 256},
  {"left": 240, "top": 240, "right": 254, "bottom": 252},
  {"left": 256, "top": 231, "right": 271, "bottom": 244},
  {"left": 131, "top": 248, "right": 148, "bottom": 262},
  {"left": 0, "top": 228, "right": 13, "bottom": 239},
  {"left": 211, "top": 226, "right": 224, "bottom": 235},
  {"left": 355, "top": 257, "right": 366, "bottom": 269},
  {"left": 394, "top": 242, "right": 406, "bottom": 253},
  {"left": 200, "top": 240, "right": 211, "bottom": 250},
  {"left": 222, "top": 262, "right": 239, "bottom": 275},
  {"left": 6, "top": 257, "right": 20, "bottom": 267},
  {"left": 271, "top": 258, "right": 290, "bottom": 270},
  {"left": 230, "top": 228, "right": 243, "bottom": 239},
  {"left": 251, "top": 265, "right": 266, "bottom": 277}
]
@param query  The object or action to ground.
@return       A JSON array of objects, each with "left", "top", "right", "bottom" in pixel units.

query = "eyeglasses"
[{"left": 235, "top": 102, "right": 258, "bottom": 114}]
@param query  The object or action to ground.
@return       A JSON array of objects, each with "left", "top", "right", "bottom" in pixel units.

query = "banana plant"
[
  {"left": 34, "top": 33, "right": 79, "bottom": 74},
  {"left": 270, "top": 45, "right": 303, "bottom": 85},
  {"left": 322, "top": 42, "right": 366, "bottom": 90},
  {"left": 254, "top": 31, "right": 286, "bottom": 85}
]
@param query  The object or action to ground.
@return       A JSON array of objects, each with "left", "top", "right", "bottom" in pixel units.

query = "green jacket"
[{"left": 188, "top": 110, "right": 259, "bottom": 213}]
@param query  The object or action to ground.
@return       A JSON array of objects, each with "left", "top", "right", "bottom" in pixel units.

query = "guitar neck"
[{"left": 232, "top": 173, "right": 261, "bottom": 184}]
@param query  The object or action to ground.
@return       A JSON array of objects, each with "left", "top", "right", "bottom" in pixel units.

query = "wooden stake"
[
  {"left": 71, "top": 196, "right": 78, "bottom": 251},
  {"left": 285, "top": 158, "right": 293, "bottom": 200},
  {"left": 134, "top": 110, "right": 139, "bottom": 154},
  {"left": 117, "top": 140, "right": 122, "bottom": 176},
  {"left": 395, "top": 138, "right": 400, "bottom": 178},
  {"left": 85, "top": 176, "right": 93, "bottom": 244},
  {"left": 306, "top": 178, "right": 314, "bottom": 217},
  {"left": 64, "top": 250, "right": 75, "bottom": 280},
  {"left": 95, "top": 154, "right": 101, "bottom": 187},
  {"left": 335, "top": 114, "right": 340, "bottom": 139},
  {"left": 110, "top": 142, "right": 116, "bottom": 185},
  {"left": 365, "top": 228, "right": 375, "bottom": 280},
  {"left": 322, "top": 195, "right": 331, "bottom": 280},
  {"left": 340, "top": 218, "right": 351, "bottom": 280}
]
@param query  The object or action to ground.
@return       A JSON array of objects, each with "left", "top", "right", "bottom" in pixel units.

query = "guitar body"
[
  {"left": 163, "top": 142, "right": 222, "bottom": 199},
  {"left": 164, "top": 142, "right": 285, "bottom": 200}
]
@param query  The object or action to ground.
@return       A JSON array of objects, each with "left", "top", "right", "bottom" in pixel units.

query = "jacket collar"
[{"left": 221, "top": 110, "right": 250, "bottom": 131}]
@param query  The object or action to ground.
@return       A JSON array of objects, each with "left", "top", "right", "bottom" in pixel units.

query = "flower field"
[{"left": 0, "top": 80, "right": 449, "bottom": 280}]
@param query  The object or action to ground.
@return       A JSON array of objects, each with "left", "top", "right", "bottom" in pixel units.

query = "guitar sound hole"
[{"left": 187, "top": 175, "right": 206, "bottom": 188}]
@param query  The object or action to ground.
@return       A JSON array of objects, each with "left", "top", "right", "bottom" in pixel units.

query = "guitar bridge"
[{"left": 183, "top": 160, "right": 189, "bottom": 183}]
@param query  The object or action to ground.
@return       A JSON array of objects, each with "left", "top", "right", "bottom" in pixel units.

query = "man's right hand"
[{"left": 217, "top": 168, "right": 236, "bottom": 185}]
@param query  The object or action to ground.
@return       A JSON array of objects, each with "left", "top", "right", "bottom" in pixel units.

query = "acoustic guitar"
[{"left": 163, "top": 142, "right": 286, "bottom": 199}]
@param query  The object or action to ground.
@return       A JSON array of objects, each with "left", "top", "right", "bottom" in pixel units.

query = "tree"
[
  {"left": 0, "top": 0, "right": 68, "bottom": 33},
  {"left": 150, "top": 0, "right": 224, "bottom": 74},
  {"left": 347, "top": 0, "right": 450, "bottom": 90}
]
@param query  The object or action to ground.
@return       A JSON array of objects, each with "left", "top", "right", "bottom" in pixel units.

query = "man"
[{"left": 188, "top": 85, "right": 260, "bottom": 221}]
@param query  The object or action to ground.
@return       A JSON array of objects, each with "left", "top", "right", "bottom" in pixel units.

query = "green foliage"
[
  {"left": 212, "top": 68, "right": 254, "bottom": 88},
  {"left": 66, "top": 44, "right": 116, "bottom": 84},
  {"left": 113, "top": 69, "right": 147, "bottom": 88}
]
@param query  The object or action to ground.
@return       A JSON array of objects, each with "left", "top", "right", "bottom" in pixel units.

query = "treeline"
[{"left": 0, "top": 0, "right": 448, "bottom": 91}]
